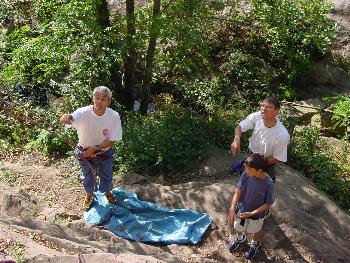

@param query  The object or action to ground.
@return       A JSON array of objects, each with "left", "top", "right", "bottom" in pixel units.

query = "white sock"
[
  {"left": 251, "top": 240, "right": 259, "bottom": 247},
  {"left": 236, "top": 234, "right": 245, "bottom": 241}
]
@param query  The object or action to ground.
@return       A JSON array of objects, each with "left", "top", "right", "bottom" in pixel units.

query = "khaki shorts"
[{"left": 233, "top": 214, "right": 265, "bottom": 234}]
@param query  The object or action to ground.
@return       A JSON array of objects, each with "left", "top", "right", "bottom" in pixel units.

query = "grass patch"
[
  {"left": 8, "top": 241, "right": 26, "bottom": 263},
  {"left": 1, "top": 169, "right": 15, "bottom": 186}
]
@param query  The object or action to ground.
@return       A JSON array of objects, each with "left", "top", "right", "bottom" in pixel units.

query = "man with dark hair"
[{"left": 230, "top": 96, "right": 290, "bottom": 174}]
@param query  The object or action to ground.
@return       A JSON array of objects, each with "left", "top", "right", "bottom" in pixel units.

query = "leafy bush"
[
  {"left": 0, "top": 87, "right": 75, "bottom": 153},
  {"left": 26, "top": 129, "right": 71, "bottom": 154},
  {"left": 1, "top": 0, "right": 123, "bottom": 107},
  {"left": 115, "top": 100, "right": 238, "bottom": 175},
  {"left": 176, "top": 77, "right": 229, "bottom": 113},
  {"left": 289, "top": 127, "right": 350, "bottom": 212},
  {"left": 115, "top": 109, "right": 209, "bottom": 175},
  {"left": 221, "top": 51, "right": 282, "bottom": 104},
  {"left": 331, "top": 95, "right": 350, "bottom": 139},
  {"left": 246, "top": 0, "right": 337, "bottom": 80}
]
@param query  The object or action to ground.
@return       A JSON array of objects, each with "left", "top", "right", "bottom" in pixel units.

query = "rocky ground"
[
  {"left": 330, "top": 0, "right": 350, "bottom": 59},
  {"left": 1, "top": 145, "right": 350, "bottom": 263}
]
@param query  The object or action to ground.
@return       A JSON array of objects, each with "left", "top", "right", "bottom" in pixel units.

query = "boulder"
[
  {"left": 0, "top": 182, "right": 41, "bottom": 218},
  {"left": 294, "top": 60, "right": 350, "bottom": 99},
  {"left": 290, "top": 98, "right": 325, "bottom": 122}
]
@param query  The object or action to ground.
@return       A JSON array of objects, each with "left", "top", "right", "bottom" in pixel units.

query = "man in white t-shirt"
[
  {"left": 60, "top": 86, "right": 122, "bottom": 211},
  {"left": 230, "top": 97, "right": 290, "bottom": 180}
]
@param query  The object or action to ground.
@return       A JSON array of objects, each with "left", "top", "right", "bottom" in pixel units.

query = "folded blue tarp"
[{"left": 84, "top": 188, "right": 212, "bottom": 244}]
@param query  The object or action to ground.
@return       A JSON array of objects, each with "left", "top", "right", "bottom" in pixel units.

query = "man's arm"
[
  {"left": 266, "top": 157, "right": 279, "bottom": 166},
  {"left": 230, "top": 125, "right": 242, "bottom": 155}
]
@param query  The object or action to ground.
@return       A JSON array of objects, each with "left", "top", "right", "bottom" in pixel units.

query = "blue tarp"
[{"left": 84, "top": 188, "right": 212, "bottom": 244}]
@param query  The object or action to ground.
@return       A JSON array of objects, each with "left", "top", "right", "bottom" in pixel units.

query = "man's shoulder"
[
  {"left": 242, "top": 111, "right": 261, "bottom": 123},
  {"left": 106, "top": 108, "right": 121, "bottom": 118},
  {"left": 276, "top": 121, "right": 290, "bottom": 137},
  {"left": 74, "top": 105, "right": 92, "bottom": 115},
  {"left": 249, "top": 111, "right": 261, "bottom": 118}
]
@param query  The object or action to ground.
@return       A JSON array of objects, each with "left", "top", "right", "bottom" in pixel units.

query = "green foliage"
[
  {"left": 26, "top": 129, "right": 70, "bottom": 154},
  {"left": 2, "top": 169, "right": 15, "bottom": 186},
  {"left": 246, "top": 0, "right": 337, "bottom": 80},
  {"left": 8, "top": 241, "right": 26, "bottom": 263},
  {"left": 156, "top": 0, "right": 223, "bottom": 78},
  {"left": 331, "top": 95, "right": 350, "bottom": 139},
  {"left": 176, "top": 77, "right": 229, "bottom": 113},
  {"left": 1, "top": 0, "right": 123, "bottom": 107},
  {"left": 206, "top": 109, "right": 242, "bottom": 148},
  {"left": 220, "top": 51, "right": 280, "bottom": 104},
  {"left": 0, "top": 88, "right": 74, "bottom": 154},
  {"left": 115, "top": 101, "right": 237, "bottom": 175},
  {"left": 115, "top": 108, "right": 210, "bottom": 175},
  {"left": 289, "top": 127, "right": 350, "bottom": 212}
]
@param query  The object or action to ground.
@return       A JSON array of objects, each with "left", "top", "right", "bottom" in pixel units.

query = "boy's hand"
[
  {"left": 239, "top": 212, "right": 253, "bottom": 219},
  {"left": 226, "top": 210, "right": 236, "bottom": 225}
]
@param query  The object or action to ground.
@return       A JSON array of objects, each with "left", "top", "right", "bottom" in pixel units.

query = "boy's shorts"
[{"left": 233, "top": 211, "right": 265, "bottom": 234}]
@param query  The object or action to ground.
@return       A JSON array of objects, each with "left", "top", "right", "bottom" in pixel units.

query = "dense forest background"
[{"left": 0, "top": 0, "right": 349, "bottom": 212}]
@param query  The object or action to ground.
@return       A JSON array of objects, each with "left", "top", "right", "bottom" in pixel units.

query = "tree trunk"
[
  {"left": 123, "top": 0, "right": 136, "bottom": 111},
  {"left": 95, "top": 0, "right": 111, "bottom": 29},
  {"left": 140, "top": 0, "right": 161, "bottom": 115},
  {"left": 95, "top": 0, "right": 124, "bottom": 106}
]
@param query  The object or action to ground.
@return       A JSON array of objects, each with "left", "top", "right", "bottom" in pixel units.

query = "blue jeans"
[{"left": 75, "top": 146, "right": 114, "bottom": 193}]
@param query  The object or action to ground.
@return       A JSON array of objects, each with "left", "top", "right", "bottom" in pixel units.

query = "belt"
[{"left": 76, "top": 145, "right": 110, "bottom": 160}]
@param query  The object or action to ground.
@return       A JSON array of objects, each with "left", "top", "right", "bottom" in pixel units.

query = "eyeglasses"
[{"left": 260, "top": 103, "right": 274, "bottom": 110}]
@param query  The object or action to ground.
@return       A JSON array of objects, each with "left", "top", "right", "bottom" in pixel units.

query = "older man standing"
[
  {"left": 60, "top": 86, "right": 122, "bottom": 211},
  {"left": 230, "top": 96, "right": 290, "bottom": 179}
]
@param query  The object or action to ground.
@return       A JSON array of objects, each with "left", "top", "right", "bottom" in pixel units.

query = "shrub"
[
  {"left": 115, "top": 110, "right": 208, "bottom": 175},
  {"left": 331, "top": 95, "right": 350, "bottom": 139},
  {"left": 26, "top": 129, "right": 71, "bottom": 154},
  {"left": 115, "top": 100, "right": 239, "bottom": 176},
  {"left": 289, "top": 127, "right": 350, "bottom": 212},
  {"left": 247, "top": 0, "right": 337, "bottom": 80},
  {"left": 0, "top": 87, "right": 75, "bottom": 154}
]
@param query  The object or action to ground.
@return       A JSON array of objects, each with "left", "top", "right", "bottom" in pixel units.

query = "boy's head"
[{"left": 244, "top": 153, "right": 268, "bottom": 176}]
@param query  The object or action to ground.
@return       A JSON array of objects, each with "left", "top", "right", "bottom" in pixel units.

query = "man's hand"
[
  {"left": 226, "top": 209, "right": 237, "bottom": 226},
  {"left": 81, "top": 146, "right": 97, "bottom": 158},
  {"left": 231, "top": 125, "right": 242, "bottom": 156},
  {"left": 230, "top": 138, "right": 240, "bottom": 155},
  {"left": 60, "top": 114, "right": 73, "bottom": 125}
]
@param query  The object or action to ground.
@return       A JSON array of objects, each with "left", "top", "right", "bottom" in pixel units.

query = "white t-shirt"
[
  {"left": 239, "top": 111, "right": 290, "bottom": 162},
  {"left": 68, "top": 105, "right": 122, "bottom": 147}
]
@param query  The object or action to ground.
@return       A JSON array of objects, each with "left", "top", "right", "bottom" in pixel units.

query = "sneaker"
[
  {"left": 104, "top": 191, "right": 117, "bottom": 204},
  {"left": 227, "top": 234, "right": 246, "bottom": 252},
  {"left": 244, "top": 243, "right": 259, "bottom": 260},
  {"left": 83, "top": 195, "right": 93, "bottom": 211}
]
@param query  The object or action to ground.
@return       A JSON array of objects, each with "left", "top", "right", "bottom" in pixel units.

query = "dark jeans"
[{"left": 75, "top": 146, "right": 114, "bottom": 193}]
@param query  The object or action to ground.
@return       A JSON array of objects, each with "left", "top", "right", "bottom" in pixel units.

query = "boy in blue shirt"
[{"left": 226, "top": 153, "right": 275, "bottom": 260}]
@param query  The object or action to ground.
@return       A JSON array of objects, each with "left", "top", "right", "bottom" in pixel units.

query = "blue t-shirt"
[{"left": 237, "top": 171, "right": 275, "bottom": 219}]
